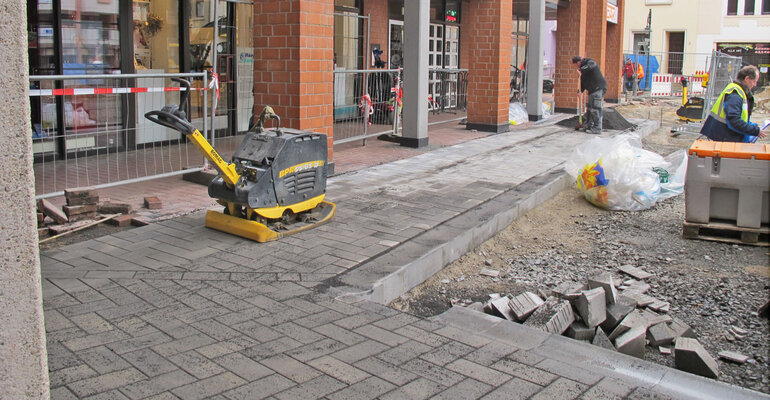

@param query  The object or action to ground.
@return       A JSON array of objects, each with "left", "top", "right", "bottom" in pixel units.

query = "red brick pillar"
[
  {"left": 464, "top": 0, "right": 512, "bottom": 133},
  {"left": 585, "top": 0, "right": 607, "bottom": 70},
  {"left": 363, "top": 1, "right": 388, "bottom": 68},
  {"left": 253, "top": 0, "right": 336, "bottom": 165},
  {"left": 605, "top": 0, "right": 625, "bottom": 102},
  {"left": 554, "top": 0, "right": 588, "bottom": 113}
]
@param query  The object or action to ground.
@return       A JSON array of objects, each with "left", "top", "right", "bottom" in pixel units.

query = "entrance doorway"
[{"left": 667, "top": 31, "right": 684, "bottom": 75}]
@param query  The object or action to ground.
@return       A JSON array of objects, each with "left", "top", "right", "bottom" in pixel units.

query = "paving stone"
[
  {"left": 551, "top": 281, "right": 587, "bottom": 301},
  {"left": 608, "top": 310, "right": 646, "bottom": 341},
  {"left": 614, "top": 326, "right": 646, "bottom": 358},
  {"left": 121, "top": 348, "right": 179, "bottom": 377},
  {"left": 260, "top": 354, "right": 323, "bottom": 384},
  {"left": 285, "top": 337, "right": 347, "bottom": 363},
  {"left": 667, "top": 317, "right": 696, "bottom": 341},
  {"left": 64, "top": 187, "right": 99, "bottom": 203},
  {"left": 401, "top": 357, "right": 465, "bottom": 386},
  {"left": 587, "top": 273, "right": 618, "bottom": 305},
  {"left": 718, "top": 350, "right": 749, "bottom": 364},
  {"left": 170, "top": 372, "right": 247, "bottom": 400},
  {"left": 221, "top": 373, "right": 295, "bottom": 399},
  {"left": 67, "top": 368, "right": 146, "bottom": 398},
  {"left": 353, "top": 324, "right": 409, "bottom": 347},
  {"left": 488, "top": 296, "right": 516, "bottom": 321},
  {"left": 273, "top": 375, "right": 347, "bottom": 400},
  {"left": 507, "top": 291, "right": 544, "bottom": 321},
  {"left": 353, "top": 357, "right": 419, "bottom": 386},
  {"left": 168, "top": 350, "right": 225, "bottom": 379},
  {"left": 63, "top": 204, "right": 98, "bottom": 216},
  {"left": 419, "top": 341, "right": 476, "bottom": 367},
  {"left": 50, "top": 364, "right": 98, "bottom": 388},
  {"left": 600, "top": 303, "right": 634, "bottom": 333},
  {"left": 530, "top": 377, "right": 589, "bottom": 400},
  {"left": 326, "top": 376, "right": 395, "bottom": 400},
  {"left": 578, "top": 376, "right": 636, "bottom": 400},
  {"left": 592, "top": 327, "right": 615, "bottom": 351},
  {"left": 464, "top": 341, "right": 517, "bottom": 367},
  {"left": 445, "top": 359, "right": 512, "bottom": 386},
  {"left": 621, "top": 290, "right": 655, "bottom": 307},
  {"left": 478, "top": 377, "right": 541, "bottom": 400},
  {"left": 647, "top": 322, "right": 675, "bottom": 347},
  {"left": 674, "top": 337, "right": 719, "bottom": 379},
  {"left": 573, "top": 287, "right": 606, "bottom": 328},
  {"left": 377, "top": 339, "right": 433, "bottom": 365},
  {"left": 330, "top": 339, "right": 390, "bottom": 364},
  {"left": 565, "top": 321, "right": 595, "bottom": 341},
  {"left": 117, "top": 369, "right": 197, "bottom": 399},
  {"left": 523, "top": 297, "right": 574, "bottom": 335},
  {"left": 617, "top": 264, "right": 652, "bottom": 280},
  {"left": 490, "top": 358, "right": 556, "bottom": 386},
  {"left": 39, "top": 198, "right": 69, "bottom": 224},
  {"left": 98, "top": 201, "right": 133, "bottom": 214},
  {"left": 144, "top": 196, "right": 163, "bottom": 209},
  {"left": 379, "top": 377, "right": 446, "bottom": 400},
  {"left": 78, "top": 346, "right": 131, "bottom": 374}
]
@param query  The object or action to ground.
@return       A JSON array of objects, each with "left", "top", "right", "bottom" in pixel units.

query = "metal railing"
[
  {"left": 333, "top": 68, "right": 468, "bottom": 144},
  {"left": 30, "top": 72, "right": 210, "bottom": 199},
  {"left": 621, "top": 51, "right": 713, "bottom": 97}
]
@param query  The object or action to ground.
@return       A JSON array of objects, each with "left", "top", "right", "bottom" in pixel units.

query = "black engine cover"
[{"left": 208, "top": 128, "right": 328, "bottom": 210}]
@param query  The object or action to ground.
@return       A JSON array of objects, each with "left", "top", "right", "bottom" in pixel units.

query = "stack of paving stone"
[
  {"left": 479, "top": 264, "right": 723, "bottom": 380},
  {"left": 35, "top": 187, "right": 134, "bottom": 238}
]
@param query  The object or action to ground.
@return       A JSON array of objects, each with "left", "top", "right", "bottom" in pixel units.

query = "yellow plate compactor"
[{"left": 145, "top": 78, "right": 335, "bottom": 242}]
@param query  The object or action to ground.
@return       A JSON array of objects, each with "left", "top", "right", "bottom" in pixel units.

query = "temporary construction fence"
[
  {"left": 30, "top": 72, "right": 212, "bottom": 199},
  {"left": 333, "top": 68, "right": 468, "bottom": 144}
]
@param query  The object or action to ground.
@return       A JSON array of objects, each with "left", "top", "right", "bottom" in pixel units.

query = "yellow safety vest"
[{"left": 709, "top": 82, "right": 748, "bottom": 125}]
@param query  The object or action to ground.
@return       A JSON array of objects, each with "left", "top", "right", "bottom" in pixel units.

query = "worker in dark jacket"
[
  {"left": 700, "top": 65, "right": 767, "bottom": 142},
  {"left": 573, "top": 56, "right": 607, "bottom": 134}
]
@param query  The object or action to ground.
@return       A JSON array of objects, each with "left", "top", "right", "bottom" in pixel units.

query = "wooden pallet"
[{"left": 683, "top": 221, "right": 769, "bottom": 246}]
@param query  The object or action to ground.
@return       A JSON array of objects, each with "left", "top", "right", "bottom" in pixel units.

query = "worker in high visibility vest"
[{"left": 700, "top": 65, "right": 767, "bottom": 142}]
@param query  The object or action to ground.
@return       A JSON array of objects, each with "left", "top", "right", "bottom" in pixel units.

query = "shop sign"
[
  {"left": 239, "top": 52, "right": 254, "bottom": 64},
  {"left": 606, "top": 3, "right": 618, "bottom": 24}
]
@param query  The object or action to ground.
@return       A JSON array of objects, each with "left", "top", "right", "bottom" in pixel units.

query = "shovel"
[{"left": 575, "top": 92, "right": 584, "bottom": 130}]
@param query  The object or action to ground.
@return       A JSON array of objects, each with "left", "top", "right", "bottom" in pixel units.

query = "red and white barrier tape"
[{"left": 29, "top": 86, "right": 207, "bottom": 97}]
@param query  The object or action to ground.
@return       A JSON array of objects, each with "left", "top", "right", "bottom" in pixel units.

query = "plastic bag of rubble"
[
  {"left": 509, "top": 102, "right": 528, "bottom": 125},
  {"left": 564, "top": 133, "right": 687, "bottom": 211}
]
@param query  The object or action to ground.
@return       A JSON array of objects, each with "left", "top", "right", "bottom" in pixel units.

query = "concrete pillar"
[
  {"left": 464, "top": 0, "right": 512, "bottom": 133},
  {"left": 253, "top": 0, "right": 336, "bottom": 168},
  {"left": 401, "top": 0, "right": 429, "bottom": 147},
  {"left": 554, "top": 0, "right": 588, "bottom": 113},
  {"left": 605, "top": 0, "right": 626, "bottom": 102},
  {"left": 0, "top": 0, "right": 51, "bottom": 398},
  {"left": 526, "top": 0, "right": 546, "bottom": 121}
]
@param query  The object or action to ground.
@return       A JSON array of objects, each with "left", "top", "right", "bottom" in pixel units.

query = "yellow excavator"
[{"left": 144, "top": 78, "right": 335, "bottom": 242}]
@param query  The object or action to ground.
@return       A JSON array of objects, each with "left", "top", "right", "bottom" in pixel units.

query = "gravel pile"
[{"left": 391, "top": 192, "right": 770, "bottom": 393}]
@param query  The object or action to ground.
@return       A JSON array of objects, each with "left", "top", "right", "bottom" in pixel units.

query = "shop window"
[
  {"left": 727, "top": 0, "right": 738, "bottom": 15},
  {"left": 445, "top": 0, "right": 460, "bottom": 23},
  {"left": 763, "top": 0, "right": 770, "bottom": 14},
  {"left": 133, "top": 0, "right": 179, "bottom": 72},
  {"left": 745, "top": 0, "right": 755, "bottom": 14}
]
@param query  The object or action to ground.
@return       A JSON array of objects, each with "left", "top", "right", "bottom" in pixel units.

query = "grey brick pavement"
[{"left": 40, "top": 122, "right": 770, "bottom": 399}]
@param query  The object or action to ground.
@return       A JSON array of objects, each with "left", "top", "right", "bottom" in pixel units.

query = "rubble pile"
[
  {"left": 36, "top": 187, "right": 140, "bottom": 240},
  {"left": 471, "top": 265, "right": 749, "bottom": 380}
]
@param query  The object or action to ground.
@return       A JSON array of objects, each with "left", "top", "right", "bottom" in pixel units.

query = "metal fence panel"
[{"left": 30, "top": 72, "right": 209, "bottom": 199}]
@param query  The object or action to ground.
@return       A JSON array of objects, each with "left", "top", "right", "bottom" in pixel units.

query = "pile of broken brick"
[
  {"left": 474, "top": 264, "right": 747, "bottom": 380},
  {"left": 36, "top": 187, "right": 162, "bottom": 240}
]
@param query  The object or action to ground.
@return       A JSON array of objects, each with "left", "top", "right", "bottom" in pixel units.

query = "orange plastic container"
[
  {"left": 685, "top": 140, "right": 770, "bottom": 228},
  {"left": 688, "top": 140, "right": 770, "bottom": 160}
]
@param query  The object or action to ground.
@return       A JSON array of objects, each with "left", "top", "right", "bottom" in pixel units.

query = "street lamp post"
[{"left": 644, "top": 9, "right": 651, "bottom": 92}]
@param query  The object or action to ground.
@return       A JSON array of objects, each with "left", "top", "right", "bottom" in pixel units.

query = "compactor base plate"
[{"left": 205, "top": 201, "right": 336, "bottom": 242}]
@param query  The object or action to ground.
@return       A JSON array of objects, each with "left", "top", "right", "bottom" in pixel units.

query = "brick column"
[
  {"left": 0, "top": 0, "right": 50, "bottom": 397},
  {"left": 605, "top": 0, "right": 625, "bottom": 102},
  {"left": 253, "top": 0, "right": 335, "bottom": 167},
  {"left": 585, "top": 0, "right": 607, "bottom": 69},
  {"left": 464, "top": 0, "right": 512, "bottom": 133},
  {"left": 554, "top": 0, "right": 588, "bottom": 113}
]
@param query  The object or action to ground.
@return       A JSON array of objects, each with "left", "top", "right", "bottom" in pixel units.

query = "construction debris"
[
  {"left": 717, "top": 350, "right": 749, "bottom": 364},
  {"left": 36, "top": 188, "right": 135, "bottom": 242},
  {"left": 474, "top": 273, "right": 728, "bottom": 379}
]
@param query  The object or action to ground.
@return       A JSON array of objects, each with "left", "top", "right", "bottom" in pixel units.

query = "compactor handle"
[
  {"left": 144, "top": 110, "right": 196, "bottom": 135},
  {"left": 171, "top": 77, "right": 191, "bottom": 110}
]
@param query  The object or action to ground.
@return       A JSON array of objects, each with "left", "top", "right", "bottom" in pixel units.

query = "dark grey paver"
[
  {"left": 307, "top": 355, "right": 370, "bottom": 384},
  {"left": 168, "top": 350, "right": 225, "bottom": 379},
  {"left": 380, "top": 377, "right": 446, "bottom": 400},
  {"left": 578, "top": 376, "right": 636, "bottom": 400},
  {"left": 259, "top": 354, "right": 323, "bottom": 384},
  {"left": 430, "top": 377, "right": 492, "bottom": 400},
  {"left": 78, "top": 346, "right": 132, "bottom": 374},
  {"left": 326, "top": 376, "right": 395, "bottom": 400},
  {"left": 480, "top": 377, "right": 542, "bottom": 400},
  {"left": 117, "top": 370, "right": 196, "bottom": 399},
  {"left": 66, "top": 368, "right": 146, "bottom": 398},
  {"left": 273, "top": 375, "right": 347, "bottom": 400},
  {"left": 445, "top": 359, "right": 512, "bottom": 386},
  {"left": 222, "top": 374, "right": 295, "bottom": 400},
  {"left": 419, "top": 341, "right": 475, "bottom": 367},
  {"left": 213, "top": 352, "right": 274, "bottom": 381},
  {"left": 401, "top": 358, "right": 466, "bottom": 386},
  {"left": 122, "top": 348, "right": 179, "bottom": 377},
  {"left": 170, "top": 372, "right": 247, "bottom": 400},
  {"left": 529, "top": 377, "right": 589, "bottom": 400},
  {"left": 490, "top": 358, "right": 557, "bottom": 386}
]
